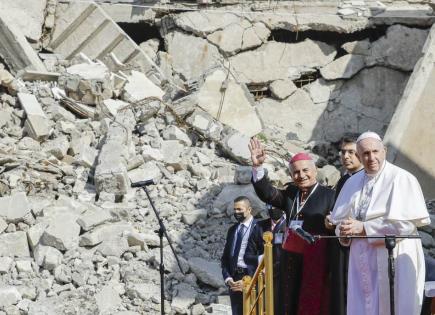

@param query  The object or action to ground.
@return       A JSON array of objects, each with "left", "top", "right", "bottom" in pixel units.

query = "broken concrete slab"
[
  {"left": 270, "top": 79, "right": 298, "bottom": 100},
  {"left": 18, "top": 92, "right": 50, "bottom": 141},
  {"left": 188, "top": 257, "right": 225, "bottom": 288},
  {"left": 171, "top": 283, "right": 197, "bottom": 313},
  {"left": 43, "top": 135, "right": 70, "bottom": 160},
  {"left": 41, "top": 213, "right": 81, "bottom": 251},
  {"left": 0, "top": 0, "right": 47, "bottom": 43},
  {"left": 367, "top": 24, "right": 428, "bottom": 72},
  {"left": 0, "top": 286, "right": 22, "bottom": 308},
  {"left": 165, "top": 31, "right": 223, "bottom": 82},
  {"left": 0, "top": 257, "right": 13, "bottom": 274},
  {"left": 101, "top": 99, "right": 129, "bottom": 118},
  {"left": 95, "top": 284, "right": 122, "bottom": 314},
  {"left": 121, "top": 70, "right": 164, "bottom": 103},
  {"left": 229, "top": 40, "right": 336, "bottom": 85},
  {"left": 313, "top": 66, "right": 409, "bottom": 142},
  {"left": 27, "top": 221, "right": 49, "bottom": 250},
  {"left": 197, "top": 69, "right": 262, "bottom": 137},
  {"left": 173, "top": 11, "right": 241, "bottom": 37},
  {"left": 95, "top": 116, "right": 132, "bottom": 196},
  {"left": 96, "top": 237, "right": 129, "bottom": 257},
  {"left": 186, "top": 110, "right": 223, "bottom": 141},
  {"left": 0, "top": 231, "right": 30, "bottom": 257},
  {"left": 76, "top": 208, "right": 112, "bottom": 232},
  {"left": 0, "top": 14, "right": 46, "bottom": 75},
  {"left": 60, "top": 63, "right": 112, "bottom": 105},
  {"left": 221, "top": 132, "right": 252, "bottom": 164},
  {"left": 320, "top": 54, "right": 366, "bottom": 80},
  {"left": 182, "top": 209, "right": 207, "bottom": 225},
  {"left": 342, "top": 40, "right": 371, "bottom": 56},
  {"left": 0, "top": 192, "right": 31, "bottom": 223},
  {"left": 303, "top": 79, "right": 342, "bottom": 105},
  {"left": 384, "top": 24, "right": 435, "bottom": 199},
  {"left": 257, "top": 89, "right": 325, "bottom": 142},
  {"left": 207, "top": 21, "right": 270, "bottom": 56},
  {"left": 162, "top": 126, "right": 192, "bottom": 146},
  {"left": 34, "top": 244, "right": 63, "bottom": 270},
  {"left": 250, "top": 8, "right": 369, "bottom": 33},
  {"left": 79, "top": 222, "right": 134, "bottom": 246}
]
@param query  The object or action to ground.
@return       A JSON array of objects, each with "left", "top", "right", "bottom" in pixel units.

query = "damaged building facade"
[{"left": 0, "top": 0, "right": 434, "bottom": 314}]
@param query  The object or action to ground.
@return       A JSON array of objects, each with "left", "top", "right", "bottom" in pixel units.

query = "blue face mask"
[{"left": 234, "top": 213, "right": 245, "bottom": 222}]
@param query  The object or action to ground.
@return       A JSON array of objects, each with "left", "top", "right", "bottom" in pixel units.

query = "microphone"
[
  {"left": 131, "top": 179, "right": 155, "bottom": 188},
  {"left": 291, "top": 225, "right": 315, "bottom": 244}
]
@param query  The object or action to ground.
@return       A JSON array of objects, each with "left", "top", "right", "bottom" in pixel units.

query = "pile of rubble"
[{"left": 0, "top": 0, "right": 434, "bottom": 314}]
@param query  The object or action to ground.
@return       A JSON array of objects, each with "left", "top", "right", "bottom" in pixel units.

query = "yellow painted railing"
[{"left": 243, "top": 232, "right": 274, "bottom": 315}]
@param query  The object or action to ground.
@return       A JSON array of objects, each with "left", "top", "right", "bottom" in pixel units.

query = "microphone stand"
[
  {"left": 137, "top": 185, "right": 185, "bottom": 315},
  {"left": 314, "top": 234, "right": 421, "bottom": 315}
]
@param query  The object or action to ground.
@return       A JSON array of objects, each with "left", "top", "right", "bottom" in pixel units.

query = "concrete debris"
[
  {"left": 320, "top": 54, "right": 366, "bottom": 80},
  {"left": 17, "top": 92, "right": 50, "bottom": 141},
  {"left": 0, "top": 231, "right": 30, "bottom": 257},
  {"left": 121, "top": 70, "right": 164, "bottom": 103},
  {"left": 0, "top": 14, "right": 46, "bottom": 75},
  {"left": 0, "top": 3, "right": 432, "bottom": 314},
  {"left": 207, "top": 22, "right": 270, "bottom": 56},
  {"left": 270, "top": 79, "right": 298, "bottom": 100},
  {"left": 197, "top": 69, "right": 262, "bottom": 137},
  {"left": 188, "top": 257, "right": 225, "bottom": 289},
  {"left": 165, "top": 32, "right": 223, "bottom": 82},
  {"left": 229, "top": 40, "right": 336, "bottom": 86},
  {"left": 59, "top": 63, "right": 112, "bottom": 105},
  {"left": 0, "top": 192, "right": 31, "bottom": 223}
]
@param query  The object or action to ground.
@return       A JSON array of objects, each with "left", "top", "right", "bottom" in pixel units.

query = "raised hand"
[{"left": 248, "top": 137, "right": 266, "bottom": 167}]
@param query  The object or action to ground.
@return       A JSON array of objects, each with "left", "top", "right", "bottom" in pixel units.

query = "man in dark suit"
[
  {"left": 249, "top": 138, "right": 335, "bottom": 315},
  {"left": 221, "top": 196, "right": 264, "bottom": 315},
  {"left": 246, "top": 204, "right": 286, "bottom": 315}
]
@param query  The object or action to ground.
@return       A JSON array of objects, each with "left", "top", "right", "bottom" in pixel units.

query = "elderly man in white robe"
[{"left": 331, "top": 131, "right": 430, "bottom": 315}]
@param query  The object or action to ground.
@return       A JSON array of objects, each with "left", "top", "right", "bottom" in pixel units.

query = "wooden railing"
[{"left": 242, "top": 232, "right": 274, "bottom": 315}]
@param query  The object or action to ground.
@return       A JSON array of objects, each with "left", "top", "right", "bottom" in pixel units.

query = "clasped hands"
[
  {"left": 339, "top": 217, "right": 366, "bottom": 237},
  {"left": 227, "top": 279, "right": 244, "bottom": 292}
]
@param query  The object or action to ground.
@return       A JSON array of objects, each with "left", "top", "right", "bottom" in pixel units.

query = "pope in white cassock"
[{"left": 331, "top": 131, "right": 430, "bottom": 315}]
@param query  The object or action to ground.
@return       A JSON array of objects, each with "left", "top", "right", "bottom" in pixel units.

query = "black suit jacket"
[
  {"left": 221, "top": 218, "right": 264, "bottom": 280},
  {"left": 245, "top": 218, "right": 286, "bottom": 274}
]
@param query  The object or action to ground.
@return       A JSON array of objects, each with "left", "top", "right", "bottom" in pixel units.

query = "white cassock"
[{"left": 331, "top": 161, "right": 430, "bottom": 315}]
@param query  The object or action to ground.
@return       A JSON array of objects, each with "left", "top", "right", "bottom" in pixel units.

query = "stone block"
[
  {"left": 17, "top": 93, "right": 50, "bottom": 140},
  {"left": 101, "top": 99, "right": 129, "bottom": 118},
  {"left": 43, "top": 135, "right": 70, "bottom": 159},
  {"left": 188, "top": 257, "right": 224, "bottom": 288},
  {"left": 0, "top": 257, "right": 13, "bottom": 274},
  {"left": 15, "top": 260, "right": 32, "bottom": 273},
  {"left": 171, "top": 283, "right": 197, "bottom": 313},
  {"left": 186, "top": 110, "right": 223, "bottom": 141},
  {"left": 182, "top": 209, "right": 207, "bottom": 225},
  {"left": 76, "top": 208, "right": 112, "bottom": 232},
  {"left": 0, "top": 231, "right": 30, "bottom": 257},
  {"left": 0, "top": 286, "right": 21, "bottom": 308},
  {"left": 162, "top": 125, "right": 192, "bottom": 146},
  {"left": 197, "top": 69, "right": 262, "bottom": 137},
  {"left": 79, "top": 222, "right": 133, "bottom": 246},
  {"left": 320, "top": 54, "right": 365, "bottom": 80},
  {"left": 141, "top": 145, "right": 164, "bottom": 162},
  {"left": 0, "top": 192, "right": 31, "bottom": 223},
  {"left": 95, "top": 284, "right": 122, "bottom": 314},
  {"left": 221, "top": 132, "right": 251, "bottom": 164},
  {"left": 125, "top": 231, "right": 149, "bottom": 250},
  {"left": 270, "top": 79, "right": 298, "bottom": 100},
  {"left": 59, "top": 63, "right": 112, "bottom": 105},
  {"left": 96, "top": 237, "right": 129, "bottom": 257},
  {"left": 121, "top": 70, "right": 164, "bottom": 103},
  {"left": 41, "top": 213, "right": 81, "bottom": 251}
]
